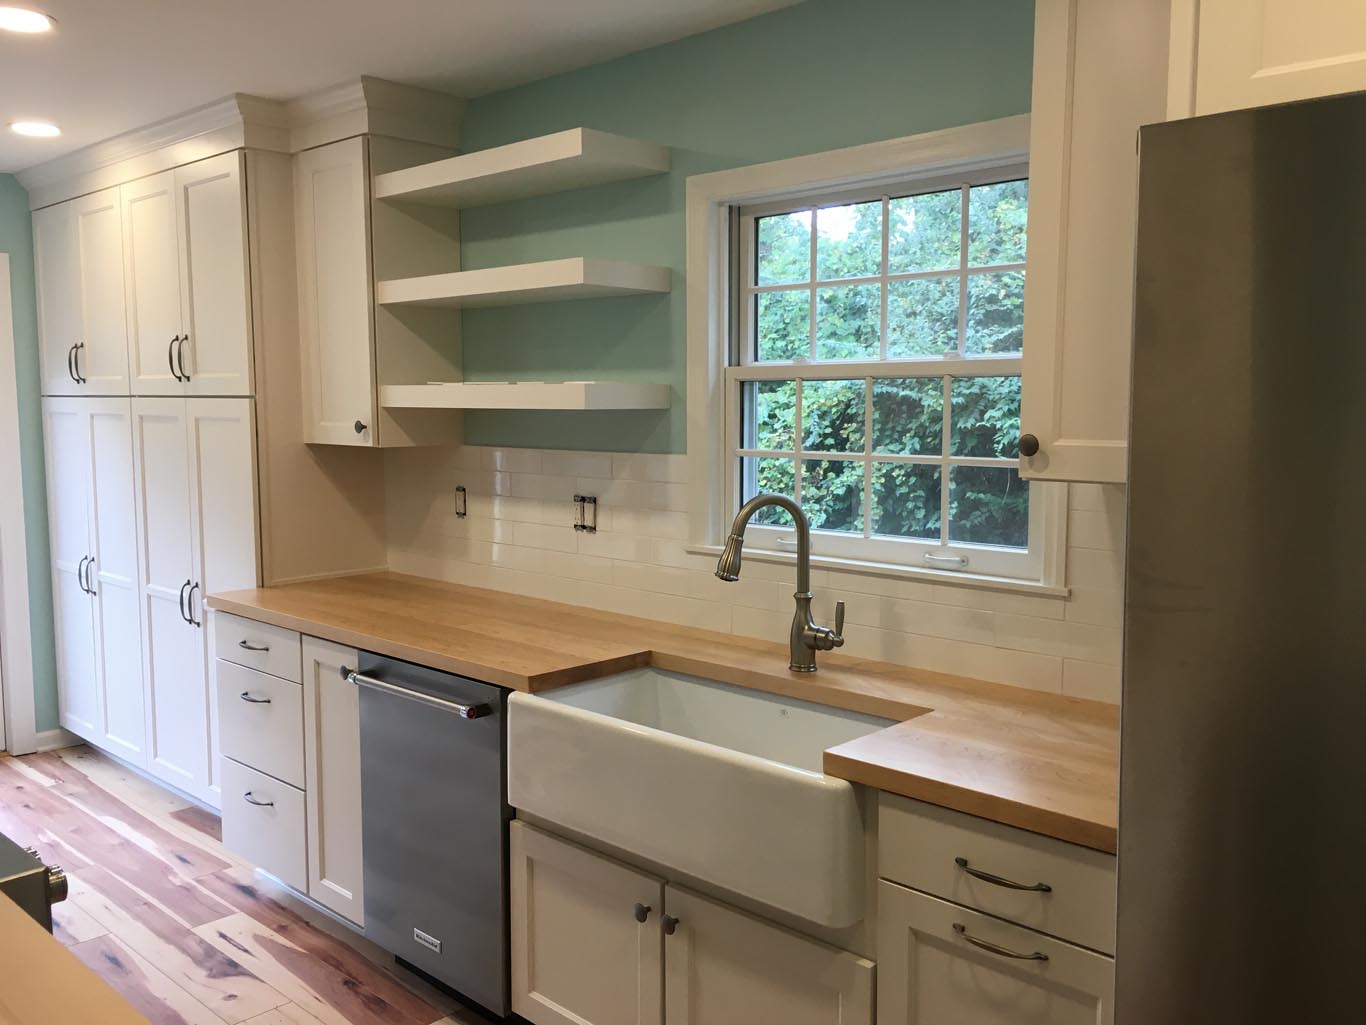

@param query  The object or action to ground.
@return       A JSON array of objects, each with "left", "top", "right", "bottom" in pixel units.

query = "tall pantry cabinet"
[{"left": 37, "top": 152, "right": 265, "bottom": 807}]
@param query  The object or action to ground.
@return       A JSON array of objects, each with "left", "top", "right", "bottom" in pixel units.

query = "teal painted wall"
[
  {"left": 458, "top": 0, "right": 1035, "bottom": 453},
  {"left": 0, "top": 173, "right": 57, "bottom": 733}
]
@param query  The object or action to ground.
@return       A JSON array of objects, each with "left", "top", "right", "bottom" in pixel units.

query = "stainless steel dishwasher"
[{"left": 345, "top": 652, "right": 509, "bottom": 1017}]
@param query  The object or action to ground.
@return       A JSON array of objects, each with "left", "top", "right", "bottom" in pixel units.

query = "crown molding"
[{"left": 17, "top": 76, "right": 464, "bottom": 209}]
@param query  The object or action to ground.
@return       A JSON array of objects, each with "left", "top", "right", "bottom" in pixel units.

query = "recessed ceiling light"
[
  {"left": 10, "top": 120, "right": 60, "bottom": 138},
  {"left": 0, "top": 7, "right": 54, "bottom": 33}
]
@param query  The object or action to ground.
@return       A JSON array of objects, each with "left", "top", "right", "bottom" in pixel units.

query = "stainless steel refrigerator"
[{"left": 1118, "top": 91, "right": 1366, "bottom": 1022}]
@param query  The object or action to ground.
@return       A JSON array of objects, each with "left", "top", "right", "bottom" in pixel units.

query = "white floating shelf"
[
  {"left": 373, "top": 128, "right": 670, "bottom": 208},
  {"left": 380, "top": 381, "right": 672, "bottom": 411},
  {"left": 377, "top": 257, "right": 671, "bottom": 309}
]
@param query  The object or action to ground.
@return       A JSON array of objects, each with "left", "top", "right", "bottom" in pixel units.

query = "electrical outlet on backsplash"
[{"left": 382, "top": 445, "right": 1127, "bottom": 703}]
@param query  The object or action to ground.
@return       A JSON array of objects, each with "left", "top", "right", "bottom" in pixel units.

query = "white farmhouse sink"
[{"left": 507, "top": 667, "right": 895, "bottom": 927}]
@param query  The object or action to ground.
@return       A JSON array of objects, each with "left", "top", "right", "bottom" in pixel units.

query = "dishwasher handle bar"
[{"left": 340, "top": 665, "right": 490, "bottom": 720}]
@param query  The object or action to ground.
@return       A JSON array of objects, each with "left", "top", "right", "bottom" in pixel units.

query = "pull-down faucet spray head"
[{"left": 715, "top": 533, "right": 745, "bottom": 582}]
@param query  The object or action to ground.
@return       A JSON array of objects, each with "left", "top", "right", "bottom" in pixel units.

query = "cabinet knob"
[
  {"left": 661, "top": 914, "right": 679, "bottom": 936},
  {"left": 633, "top": 902, "right": 652, "bottom": 923},
  {"left": 1019, "top": 433, "right": 1040, "bottom": 458},
  {"left": 354, "top": 420, "right": 368, "bottom": 435}
]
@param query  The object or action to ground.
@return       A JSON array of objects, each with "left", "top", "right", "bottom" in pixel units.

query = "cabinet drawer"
[
  {"left": 221, "top": 758, "right": 306, "bottom": 892},
  {"left": 878, "top": 793, "right": 1116, "bottom": 954},
  {"left": 216, "top": 660, "right": 304, "bottom": 788},
  {"left": 213, "top": 611, "right": 301, "bottom": 683}
]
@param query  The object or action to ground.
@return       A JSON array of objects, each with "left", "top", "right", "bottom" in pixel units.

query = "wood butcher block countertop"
[{"left": 208, "top": 572, "right": 1119, "bottom": 853}]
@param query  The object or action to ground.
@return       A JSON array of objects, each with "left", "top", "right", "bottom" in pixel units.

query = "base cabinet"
[
  {"left": 877, "top": 882, "right": 1113, "bottom": 1025},
  {"left": 301, "top": 636, "right": 365, "bottom": 926},
  {"left": 510, "top": 821, "right": 873, "bottom": 1025}
]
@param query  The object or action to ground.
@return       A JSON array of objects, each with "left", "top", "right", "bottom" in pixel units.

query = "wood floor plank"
[
  {"left": 26, "top": 751, "right": 231, "bottom": 880},
  {"left": 243, "top": 1004, "right": 328, "bottom": 1025},
  {"left": 69, "top": 934, "right": 237, "bottom": 1025},
  {"left": 193, "top": 913, "right": 436, "bottom": 1025},
  {"left": 68, "top": 869, "right": 287, "bottom": 1023},
  {"left": 52, "top": 894, "right": 111, "bottom": 946},
  {"left": 0, "top": 759, "right": 235, "bottom": 928},
  {"left": 196, "top": 872, "right": 449, "bottom": 1025}
]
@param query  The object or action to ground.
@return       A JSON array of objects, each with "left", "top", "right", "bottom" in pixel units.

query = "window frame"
[
  {"left": 729, "top": 168, "right": 1039, "bottom": 581},
  {"left": 684, "top": 115, "right": 1067, "bottom": 595}
]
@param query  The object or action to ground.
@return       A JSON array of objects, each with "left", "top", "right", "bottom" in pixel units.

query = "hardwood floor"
[{"left": 0, "top": 746, "right": 495, "bottom": 1025}]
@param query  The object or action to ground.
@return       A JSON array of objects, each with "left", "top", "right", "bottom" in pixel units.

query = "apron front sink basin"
[{"left": 507, "top": 667, "right": 894, "bottom": 927}]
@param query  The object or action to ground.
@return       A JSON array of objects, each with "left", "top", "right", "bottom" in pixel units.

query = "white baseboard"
[{"left": 34, "top": 727, "right": 80, "bottom": 752}]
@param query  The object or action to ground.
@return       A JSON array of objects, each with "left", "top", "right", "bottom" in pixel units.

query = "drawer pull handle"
[
  {"left": 239, "top": 692, "right": 271, "bottom": 704},
  {"left": 238, "top": 640, "right": 270, "bottom": 652},
  {"left": 953, "top": 922, "right": 1049, "bottom": 962},
  {"left": 242, "top": 792, "right": 274, "bottom": 808},
  {"left": 955, "top": 857, "right": 1052, "bottom": 893}
]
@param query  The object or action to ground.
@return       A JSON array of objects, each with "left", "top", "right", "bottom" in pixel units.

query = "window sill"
[{"left": 684, "top": 544, "right": 1070, "bottom": 599}]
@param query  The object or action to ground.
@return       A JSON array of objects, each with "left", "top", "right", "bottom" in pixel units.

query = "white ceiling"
[{"left": 0, "top": 0, "right": 800, "bottom": 172}]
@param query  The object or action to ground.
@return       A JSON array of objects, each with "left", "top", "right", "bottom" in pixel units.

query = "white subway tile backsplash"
[{"left": 384, "top": 445, "right": 1130, "bottom": 703}]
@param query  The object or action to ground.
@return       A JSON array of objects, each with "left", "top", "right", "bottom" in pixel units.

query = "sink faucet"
[{"left": 715, "top": 493, "right": 845, "bottom": 673}]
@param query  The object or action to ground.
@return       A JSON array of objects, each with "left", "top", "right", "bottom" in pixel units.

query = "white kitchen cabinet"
[
  {"left": 1169, "top": 0, "right": 1366, "bottom": 118},
  {"left": 42, "top": 400, "right": 99, "bottom": 737},
  {"left": 33, "top": 201, "right": 83, "bottom": 396},
  {"left": 878, "top": 881, "right": 1114, "bottom": 1025},
  {"left": 41, "top": 397, "right": 144, "bottom": 760},
  {"left": 510, "top": 821, "right": 664, "bottom": 1025},
  {"left": 664, "top": 886, "right": 873, "bottom": 1025},
  {"left": 123, "top": 154, "right": 252, "bottom": 397},
  {"left": 132, "top": 396, "right": 257, "bottom": 804},
  {"left": 34, "top": 187, "right": 130, "bottom": 396},
  {"left": 1018, "top": 0, "right": 1170, "bottom": 484},
  {"left": 221, "top": 756, "right": 308, "bottom": 892},
  {"left": 301, "top": 636, "right": 365, "bottom": 926},
  {"left": 295, "top": 137, "right": 376, "bottom": 445}
]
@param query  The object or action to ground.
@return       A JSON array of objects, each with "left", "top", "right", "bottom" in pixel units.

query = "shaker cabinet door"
[
  {"left": 877, "top": 880, "right": 1113, "bottom": 1025},
  {"left": 33, "top": 201, "right": 82, "bottom": 396},
  {"left": 294, "top": 137, "right": 377, "bottom": 446},
  {"left": 122, "top": 171, "right": 186, "bottom": 396},
  {"left": 302, "top": 635, "right": 365, "bottom": 926},
  {"left": 72, "top": 187, "right": 130, "bottom": 395},
  {"left": 1171, "top": 0, "right": 1366, "bottom": 118},
  {"left": 176, "top": 152, "right": 253, "bottom": 397},
  {"left": 510, "top": 821, "right": 664, "bottom": 1025},
  {"left": 663, "top": 885, "right": 873, "bottom": 1025},
  {"left": 1018, "top": 0, "right": 1169, "bottom": 483}
]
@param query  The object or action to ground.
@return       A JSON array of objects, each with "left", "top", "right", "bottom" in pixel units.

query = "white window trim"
[{"left": 684, "top": 114, "right": 1069, "bottom": 596}]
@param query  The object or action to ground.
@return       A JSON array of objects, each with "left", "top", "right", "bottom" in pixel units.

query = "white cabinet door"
[
  {"left": 34, "top": 202, "right": 82, "bottom": 396},
  {"left": 176, "top": 153, "right": 253, "bottom": 397},
  {"left": 294, "top": 137, "right": 377, "bottom": 446},
  {"left": 1172, "top": 0, "right": 1366, "bottom": 117},
  {"left": 663, "top": 885, "right": 872, "bottom": 1025},
  {"left": 510, "top": 821, "right": 664, "bottom": 1025},
  {"left": 185, "top": 397, "right": 258, "bottom": 804},
  {"left": 1018, "top": 0, "right": 1169, "bottom": 483},
  {"left": 131, "top": 397, "right": 205, "bottom": 794},
  {"left": 123, "top": 171, "right": 186, "bottom": 396},
  {"left": 41, "top": 398, "right": 98, "bottom": 738},
  {"left": 73, "top": 187, "right": 130, "bottom": 395},
  {"left": 878, "top": 881, "right": 1114, "bottom": 1025},
  {"left": 302, "top": 636, "right": 364, "bottom": 925},
  {"left": 86, "top": 398, "right": 145, "bottom": 763}
]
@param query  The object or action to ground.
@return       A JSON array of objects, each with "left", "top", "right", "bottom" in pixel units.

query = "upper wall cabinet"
[
  {"left": 123, "top": 152, "right": 253, "bottom": 397},
  {"left": 294, "top": 135, "right": 462, "bottom": 448},
  {"left": 1018, "top": 0, "right": 1171, "bottom": 484},
  {"left": 1168, "top": 0, "right": 1366, "bottom": 118},
  {"left": 35, "top": 187, "right": 130, "bottom": 396}
]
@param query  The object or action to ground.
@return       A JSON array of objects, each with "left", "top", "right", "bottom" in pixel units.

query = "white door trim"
[{"left": 0, "top": 254, "right": 38, "bottom": 753}]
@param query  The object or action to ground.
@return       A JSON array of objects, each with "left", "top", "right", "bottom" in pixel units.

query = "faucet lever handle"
[{"left": 834, "top": 600, "right": 845, "bottom": 640}]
